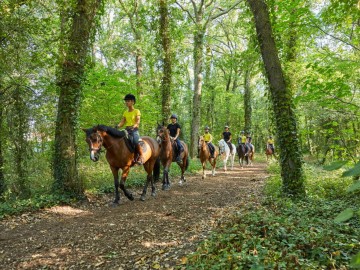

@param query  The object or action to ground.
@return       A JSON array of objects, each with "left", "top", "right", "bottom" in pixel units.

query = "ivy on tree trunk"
[
  {"left": 53, "top": 0, "right": 102, "bottom": 196},
  {"left": 247, "top": 0, "right": 305, "bottom": 197}
]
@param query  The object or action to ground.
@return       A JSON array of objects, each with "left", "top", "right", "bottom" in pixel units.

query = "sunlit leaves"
[
  {"left": 342, "top": 162, "right": 360, "bottom": 178},
  {"left": 334, "top": 208, "right": 354, "bottom": 223},
  {"left": 323, "top": 160, "right": 348, "bottom": 171}
]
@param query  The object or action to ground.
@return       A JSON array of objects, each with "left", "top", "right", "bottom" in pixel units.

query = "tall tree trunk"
[
  {"left": 53, "top": 0, "right": 102, "bottom": 195},
  {"left": 247, "top": 0, "right": 305, "bottom": 197},
  {"left": 0, "top": 91, "right": 5, "bottom": 198},
  {"left": 159, "top": 0, "right": 172, "bottom": 123},
  {"left": 244, "top": 68, "right": 252, "bottom": 133},
  {"left": 119, "top": 0, "right": 144, "bottom": 97},
  {"left": 10, "top": 87, "right": 30, "bottom": 198},
  {"left": 190, "top": 28, "right": 204, "bottom": 157}
]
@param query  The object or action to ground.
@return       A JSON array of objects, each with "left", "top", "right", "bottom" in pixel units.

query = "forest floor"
[{"left": 0, "top": 161, "right": 269, "bottom": 270}]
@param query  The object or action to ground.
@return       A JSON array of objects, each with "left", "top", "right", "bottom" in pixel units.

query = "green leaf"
[
  {"left": 342, "top": 162, "right": 360, "bottom": 177},
  {"left": 334, "top": 208, "right": 354, "bottom": 223},
  {"left": 350, "top": 251, "right": 360, "bottom": 268},
  {"left": 347, "top": 181, "right": 360, "bottom": 193},
  {"left": 323, "top": 160, "right": 348, "bottom": 171}
]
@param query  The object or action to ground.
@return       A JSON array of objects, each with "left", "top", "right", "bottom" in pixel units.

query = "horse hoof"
[
  {"left": 164, "top": 185, "right": 171, "bottom": 191},
  {"left": 151, "top": 192, "right": 156, "bottom": 197},
  {"left": 178, "top": 181, "right": 183, "bottom": 186},
  {"left": 128, "top": 194, "right": 134, "bottom": 201},
  {"left": 140, "top": 196, "right": 146, "bottom": 201}
]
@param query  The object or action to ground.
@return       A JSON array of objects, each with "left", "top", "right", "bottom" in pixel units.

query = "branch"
[
  {"left": 209, "top": 0, "right": 242, "bottom": 21},
  {"left": 311, "top": 23, "right": 360, "bottom": 51},
  {"left": 176, "top": 0, "right": 196, "bottom": 24}
]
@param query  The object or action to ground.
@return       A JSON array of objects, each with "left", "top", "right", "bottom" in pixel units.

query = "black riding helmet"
[
  {"left": 124, "top": 93, "right": 136, "bottom": 104},
  {"left": 170, "top": 114, "right": 178, "bottom": 119}
]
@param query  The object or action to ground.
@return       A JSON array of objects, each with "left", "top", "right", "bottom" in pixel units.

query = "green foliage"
[
  {"left": 184, "top": 162, "right": 360, "bottom": 269},
  {"left": 0, "top": 194, "right": 73, "bottom": 219}
]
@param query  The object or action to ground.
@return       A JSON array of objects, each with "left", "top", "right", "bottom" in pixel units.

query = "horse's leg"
[
  {"left": 120, "top": 167, "right": 134, "bottom": 201},
  {"left": 202, "top": 160, "right": 206, "bottom": 179},
  {"left": 211, "top": 159, "right": 216, "bottom": 176},
  {"left": 162, "top": 166, "right": 171, "bottom": 191},
  {"left": 178, "top": 162, "right": 185, "bottom": 185},
  {"left": 223, "top": 156, "right": 228, "bottom": 171},
  {"left": 140, "top": 162, "right": 156, "bottom": 201},
  {"left": 110, "top": 166, "right": 120, "bottom": 205}
]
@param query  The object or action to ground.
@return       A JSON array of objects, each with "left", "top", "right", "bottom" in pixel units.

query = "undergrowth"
[{"left": 184, "top": 160, "right": 360, "bottom": 269}]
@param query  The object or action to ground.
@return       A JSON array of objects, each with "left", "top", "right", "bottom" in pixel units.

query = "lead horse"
[
  {"left": 156, "top": 124, "right": 189, "bottom": 190},
  {"left": 218, "top": 139, "right": 236, "bottom": 171},
  {"left": 83, "top": 125, "right": 160, "bottom": 203},
  {"left": 198, "top": 136, "right": 218, "bottom": 179}
]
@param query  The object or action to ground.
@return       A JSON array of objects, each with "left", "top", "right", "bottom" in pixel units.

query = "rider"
[
  {"left": 222, "top": 126, "right": 233, "bottom": 152},
  {"left": 239, "top": 131, "right": 249, "bottom": 156},
  {"left": 167, "top": 114, "right": 184, "bottom": 162},
  {"left": 246, "top": 132, "right": 252, "bottom": 155},
  {"left": 203, "top": 126, "right": 215, "bottom": 158},
  {"left": 267, "top": 136, "right": 275, "bottom": 153},
  {"left": 117, "top": 93, "right": 143, "bottom": 165}
]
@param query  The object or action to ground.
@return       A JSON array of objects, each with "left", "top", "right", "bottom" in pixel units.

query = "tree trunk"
[
  {"left": 159, "top": 0, "right": 172, "bottom": 123},
  {"left": 247, "top": 0, "right": 305, "bottom": 197},
  {"left": 190, "top": 28, "right": 205, "bottom": 157},
  {"left": 53, "top": 0, "right": 102, "bottom": 195},
  {"left": 244, "top": 68, "right": 252, "bottom": 134},
  {"left": 9, "top": 87, "right": 30, "bottom": 198},
  {"left": 0, "top": 91, "right": 5, "bottom": 198}
]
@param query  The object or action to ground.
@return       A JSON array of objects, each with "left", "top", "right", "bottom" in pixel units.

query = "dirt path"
[{"left": 0, "top": 162, "right": 268, "bottom": 270}]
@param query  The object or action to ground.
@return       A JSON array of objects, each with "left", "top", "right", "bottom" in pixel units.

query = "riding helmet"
[
  {"left": 204, "top": 126, "right": 210, "bottom": 130},
  {"left": 123, "top": 93, "right": 136, "bottom": 104},
  {"left": 241, "top": 130, "right": 245, "bottom": 134},
  {"left": 170, "top": 114, "right": 178, "bottom": 119},
  {"left": 224, "top": 125, "right": 229, "bottom": 128}
]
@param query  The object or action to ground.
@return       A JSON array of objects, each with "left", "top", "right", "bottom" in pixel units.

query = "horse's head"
[
  {"left": 156, "top": 124, "right": 169, "bottom": 143},
  {"left": 198, "top": 136, "right": 205, "bottom": 148},
  {"left": 82, "top": 127, "right": 104, "bottom": 162},
  {"left": 218, "top": 139, "right": 226, "bottom": 154}
]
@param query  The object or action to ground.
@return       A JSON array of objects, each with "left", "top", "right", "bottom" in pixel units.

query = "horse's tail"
[{"left": 153, "top": 157, "right": 161, "bottom": 182}]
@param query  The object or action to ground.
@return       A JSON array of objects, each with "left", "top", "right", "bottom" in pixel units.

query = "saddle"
[{"left": 124, "top": 130, "right": 146, "bottom": 153}]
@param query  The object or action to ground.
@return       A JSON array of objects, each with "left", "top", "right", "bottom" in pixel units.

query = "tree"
[
  {"left": 175, "top": 0, "right": 241, "bottom": 157},
  {"left": 247, "top": 0, "right": 305, "bottom": 196},
  {"left": 53, "top": 0, "right": 102, "bottom": 195},
  {"left": 159, "top": 0, "right": 172, "bottom": 123}
]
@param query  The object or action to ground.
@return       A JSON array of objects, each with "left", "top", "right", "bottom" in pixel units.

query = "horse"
[
  {"left": 156, "top": 124, "right": 189, "bottom": 190},
  {"left": 236, "top": 140, "right": 255, "bottom": 167},
  {"left": 218, "top": 139, "right": 236, "bottom": 171},
  {"left": 198, "top": 136, "right": 218, "bottom": 179},
  {"left": 82, "top": 125, "right": 161, "bottom": 203},
  {"left": 266, "top": 145, "right": 275, "bottom": 161}
]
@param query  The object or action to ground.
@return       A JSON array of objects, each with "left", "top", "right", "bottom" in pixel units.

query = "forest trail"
[{"left": 0, "top": 161, "right": 269, "bottom": 270}]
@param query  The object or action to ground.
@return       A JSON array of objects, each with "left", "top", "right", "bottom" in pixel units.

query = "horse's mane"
[{"left": 95, "top": 125, "right": 126, "bottom": 138}]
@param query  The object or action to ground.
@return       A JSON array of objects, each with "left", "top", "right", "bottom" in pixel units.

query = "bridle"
[{"left": 89, "top": 131, "right": 103, "bottom": 153}]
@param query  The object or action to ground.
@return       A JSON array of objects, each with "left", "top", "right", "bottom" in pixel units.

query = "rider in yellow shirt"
[
  {"left": 203, "top": 126, "right": 215, "bottom": 158},
  {"left": 267, "top": 136, "right": 275, "bottom": 153},
  {"left": 238, "top": 130, "right": 249, "bottom": 156},
  {"left": 117, "top": 94, "right": 143, "bottom": 165}
]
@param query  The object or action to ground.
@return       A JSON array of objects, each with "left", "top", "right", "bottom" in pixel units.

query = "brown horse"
[
  {"left": 83, "top": 125, "right": 160, "bottom": 203},
  {"left": 266, "top": 145, "right": 275, "bottom": 161},
  {"left": 156, "top": 124, "right": 189, "bottom": 190},
  {"left": 198, "top": 136, "right": 218, "bottom": 179}
]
